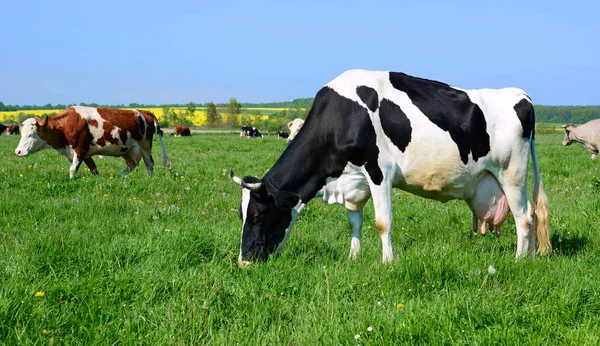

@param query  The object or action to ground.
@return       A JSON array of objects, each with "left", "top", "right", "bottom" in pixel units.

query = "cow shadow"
[{"left": 551, "top": 232, "right": 588, "bottom": 256}]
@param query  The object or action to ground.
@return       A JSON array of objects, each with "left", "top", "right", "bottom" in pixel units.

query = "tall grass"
[{"left": 0, "top": 133, "right": 599, "bottom": 344}]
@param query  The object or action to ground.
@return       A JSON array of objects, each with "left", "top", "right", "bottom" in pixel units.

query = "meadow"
[{"left": 0, "top": 132, "right": 599, "bottom": 344}]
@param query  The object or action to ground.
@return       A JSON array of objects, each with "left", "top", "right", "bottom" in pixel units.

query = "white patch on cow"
[
  {"left": 320, "top": 163, "right": 371, "bottom": 211},
  {"left": 74, "top": 106, "right": 106, "bottom": 146},
  {"left": 111, "top": 127, "right": 122, "bottom": 144},
  {"left": 15, "top": 118, "right": 51, "bottom": 156},
  {"left": 238, "top": 188, "right": 251, "bottom": 265}
]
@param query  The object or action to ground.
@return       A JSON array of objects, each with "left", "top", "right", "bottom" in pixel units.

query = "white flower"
[
  {"left": 488, "top": 265, "right": 496, "bottom": 275},
  {"left": 377, "top": 301, "right": 383, "bottom": 307},
  {"left": 367, "top": 326, "right": 373, "bottom": 332},
  {"left": 354, "top": 334, "right": 360, "bottom": 340}
]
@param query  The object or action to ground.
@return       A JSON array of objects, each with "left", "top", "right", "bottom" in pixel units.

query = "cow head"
[
  {"left": 286, "top": 118, "right": 304, "bottom": 144},
  {"left": 231, "top": 171, "right": 301, "bottom": 266},
  {"left": 15, "top": 117, "right": 51, "bottom": 156},
  {"left": 562, "top": 124, "right": 575, "bottom": 146}
]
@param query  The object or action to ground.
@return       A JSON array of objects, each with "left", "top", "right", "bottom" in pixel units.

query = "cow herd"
[{"left": 2, "top": 69, "right": 599, "bottom": 266}]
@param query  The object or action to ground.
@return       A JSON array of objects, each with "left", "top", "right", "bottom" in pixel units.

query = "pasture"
[{"left": 0, "top": 132, "right": 599, "bottom": 344}]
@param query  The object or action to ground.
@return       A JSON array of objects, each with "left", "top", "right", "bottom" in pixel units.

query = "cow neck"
[
  {"left": 38, "top": 113, "right": 70, "bottom": 149},
  {"left": 262, "top": 128, "right": 347, "bottom": 203}
]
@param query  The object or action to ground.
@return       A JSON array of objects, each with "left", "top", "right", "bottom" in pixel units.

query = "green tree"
[
  {"left": 185, "top": 102, "right": 196, "bottom": 120},
  {"left": 205, "top": 102, "right": 220, "bottom": 127},
  {"left": 225, "top": 97, "right": 242, "bottom": 127}
]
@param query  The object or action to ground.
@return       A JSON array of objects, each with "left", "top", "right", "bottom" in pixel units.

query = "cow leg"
[
  {"left": 121, "top": 147, "right": 142, "bottom": 176},
  {"left": 499, "top": 173, "right": 535, "bottom": 257},
  {"left": 83, "top": 158, "right": 99, "bottom": 176},
  {"left": 138, "top": 144, "right": 155, "bottom": 175},
  {"left": 348, "top": 208, "right": 363, "bottom": 259},
  {"left": 370, "top": 183, "right": 394, "bottom": 263},
  {"left": 69, "top": 155, "right": 83, "bottom": 179}
]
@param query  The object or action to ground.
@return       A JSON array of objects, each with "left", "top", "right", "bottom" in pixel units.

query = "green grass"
[{"left": 0, "top": 132, "right": 599, "bottom": 345}]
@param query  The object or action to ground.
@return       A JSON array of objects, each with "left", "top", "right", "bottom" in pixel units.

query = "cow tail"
[
  {"left": 530, "top": 133, "right": 551, "bottom": 255},
  {"left": 149, "top": 112, "right": 171, "bottom": 167}
]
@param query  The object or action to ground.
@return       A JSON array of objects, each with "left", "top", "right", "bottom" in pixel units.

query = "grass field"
[{"left": 1, "top": 132, "right": 599, "bottom": 344}]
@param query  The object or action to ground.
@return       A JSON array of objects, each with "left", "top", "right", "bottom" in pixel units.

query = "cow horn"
[
  {"left": 230, "top": 170, "right": 244, "bottom": 185},
  {"left": 230, "top": 170, "right": 263, "bottom": 191}
]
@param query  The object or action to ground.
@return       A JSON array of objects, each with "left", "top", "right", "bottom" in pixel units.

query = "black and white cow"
[
  {"left": 231, "top": 69, "right": 551, "bottom": 265},
  {"left": 0, "top": 123, "right": 7, "bottom": 135}
]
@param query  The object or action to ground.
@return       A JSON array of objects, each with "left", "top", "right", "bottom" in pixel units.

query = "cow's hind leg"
[
  {"left": 348, "top": 208, "right": 363, "bottom": 259},
  {"left": 83, "top": 158, "right": 99, "bottom": 176},
  {"left": 121, "top": 147, "right": 142, "bottom": 176},
  {"left": 138, "top": 143, "right": 155, "bottom": 175},
  {"left": 498, "top": 172, "right": 535, "bottom": 257}
]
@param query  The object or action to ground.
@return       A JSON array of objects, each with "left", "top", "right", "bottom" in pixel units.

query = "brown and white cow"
[
  {"left": 7, "top": 124, "right": 20, "bottom": 135},
  {"left": 172, "top": 125, "right": 191, "bottom": 136},
  {"left": 563, "top": 119, "right": 600, "bottom": 159},
  {"left": 286, "top": 118, "right": 304, "bottom": 144},
  {"left": 15, "top": 106, "right": 170, "bottom": 178}
]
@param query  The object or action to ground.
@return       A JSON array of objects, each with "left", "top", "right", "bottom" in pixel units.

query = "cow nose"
[{"left": 15, "top": 149, "right": 21, "bottom": 156}]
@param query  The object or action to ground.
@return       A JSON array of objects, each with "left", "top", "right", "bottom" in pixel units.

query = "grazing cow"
[
  {"left": 276, "top": 131, "right": 289, "bottom": 139},
  {"left": 562, "top": 119, "right": 600, "bottom": 159},
  {"left": 231, "top": 69, "right": 550, "bottom": 265},
  {"left": 15, "top": 106, "right": 170, "bottom": 178},
  {"left": 7, "top": 125, "right": 20, "bottom": 135},
  {"left": 286, "top": 118, "right": 304, "bottom": 144},
  {"left": 0, "top": 123, "right": 6, "bottom": 135},
  {"left": 172, "top": 125, "right": 191, "bottom": 136}
]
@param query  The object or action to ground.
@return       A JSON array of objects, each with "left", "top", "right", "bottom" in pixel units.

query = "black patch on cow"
[
  {"left": 379, "top": 99, "right": 412, "bottom": 152},
  {"left": 356, "top": 86, "right": 379, "bottom": 112},
  {"left": 389, "top": 72, "right": 490, "bottom": 164},
  {"left": 266, "top": 86, "right": 384, "bottom": 201},
  {"left": 121, "top": 147, "right": 128, "bottom": 152},
  {"left": 514, "top": 98, "right": 535, "bottom": 140}
]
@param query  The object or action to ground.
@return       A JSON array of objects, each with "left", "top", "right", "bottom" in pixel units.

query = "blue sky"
[{"left": 1, "top": 0, "right": 598, "bottom": 105}]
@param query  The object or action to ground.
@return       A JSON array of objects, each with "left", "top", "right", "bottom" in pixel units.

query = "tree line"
[{"left": 3, "top": 99, "right": 600, "bottom": 126}]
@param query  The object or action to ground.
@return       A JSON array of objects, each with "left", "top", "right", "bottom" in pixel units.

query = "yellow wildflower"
[
  {"left": 42, "top": 329, "right": 49, "bottom": 335},
  {"left": 35, "top": 291, "right": 45, "bottom": 297},
  {"left": 165, "top": 228, "right": 171, "bottom": 232},
  {"left": 103, "top": 194, "right": 108, "bottom": 197},
  {"left": 396, "top": 303, "right": 405, "bottom": 309}
]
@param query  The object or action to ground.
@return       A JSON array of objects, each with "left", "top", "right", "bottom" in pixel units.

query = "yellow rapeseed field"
[{"left": 0, "top": 107, "right": 270, "bottom": 127}]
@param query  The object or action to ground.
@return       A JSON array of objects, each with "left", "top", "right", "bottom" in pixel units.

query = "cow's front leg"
[
  {"left": 69, "top": 155, "right": 83, "bottom": 179},
  {"left": 348, "top": 208, "right": 363, "bottom": 259},
  {"left": 370, "top": 183, "right": 394, "bottom": 263}
]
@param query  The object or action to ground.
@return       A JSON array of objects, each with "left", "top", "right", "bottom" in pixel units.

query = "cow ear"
[
  {"left": 273, "top": 190, "right": 300, "bottom": 209},
  {"left": 36, "top": 116, "right": 48, "bottom": 127},
  {"left": 287, "top": 120, "right": 294, "bottom": 129}
]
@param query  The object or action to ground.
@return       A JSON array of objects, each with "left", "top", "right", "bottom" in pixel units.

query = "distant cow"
[
  {"left": 286, "top": 118, "right": 304, "bottom": 143},
  {"left": 240, "top": 125, "right": 250, "bottom": 137},
  {"left": 172, "top": 126, "right": 191, "bottom": 136},
  {"left": 15, "top": 106, "right": 170, "bottom": 178},
  {"left": 231, "top": 69, "right": 550, "bottom": 265},
  {"left": 241, "top": 126, "right": 263, "bottom": 138},
  {"left": 563, "top": 119, "right": 600, "bottom": 159},
  {"left": 276, "top": 131, "right": 289, "bottom": 139},
  {"left": 0, "top": 123, "right": 6, "bottom": 135},
  {"left": 7, "top": 125, "right": 20, "bottom": 135}
]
